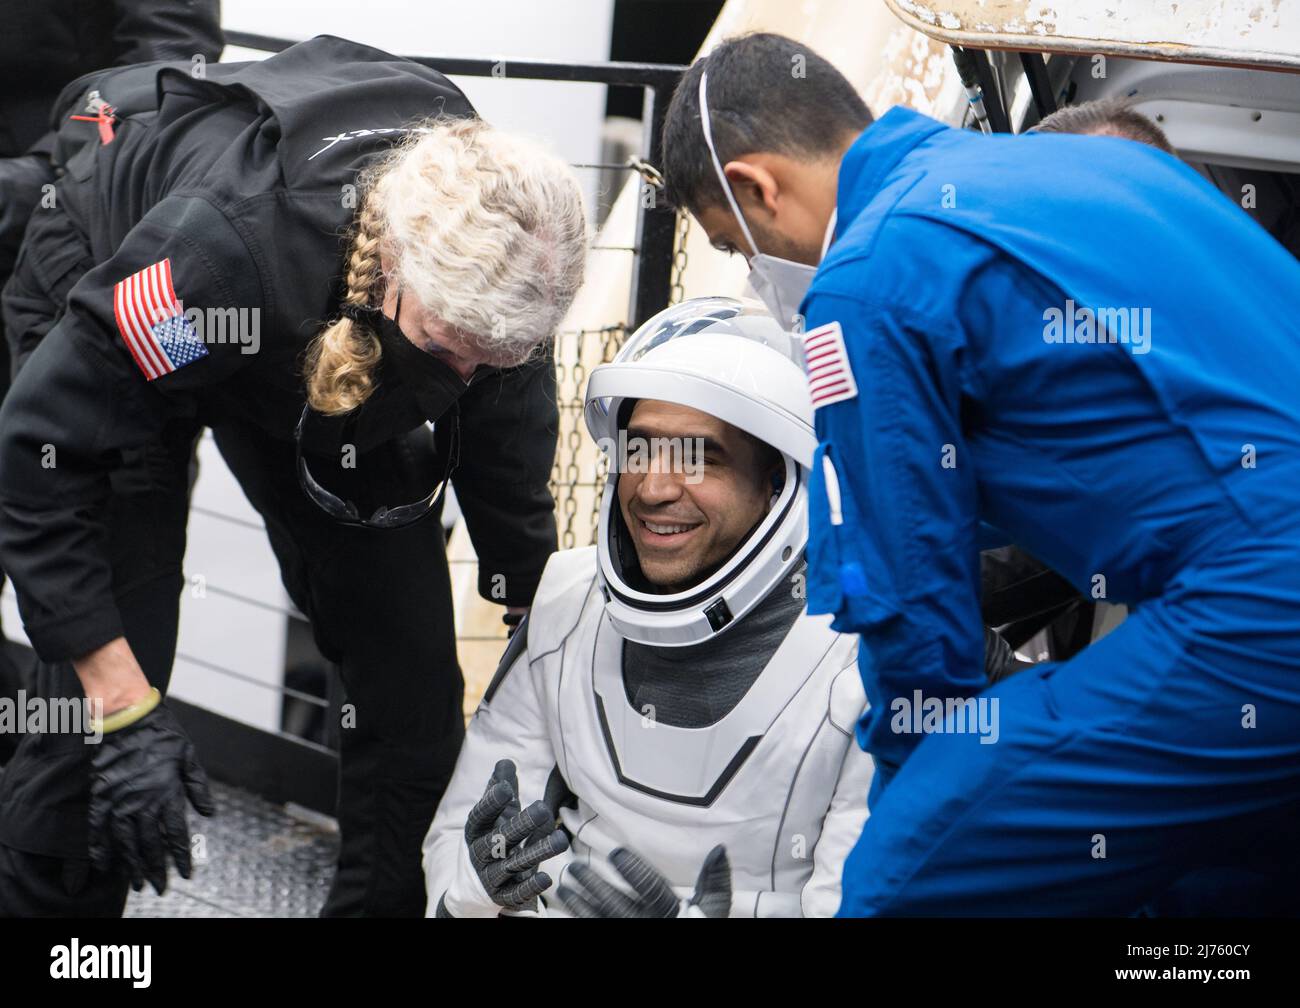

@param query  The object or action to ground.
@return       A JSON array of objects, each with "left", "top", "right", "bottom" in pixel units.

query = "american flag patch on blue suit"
[{"left": 111, "top": 258, "right": 209, "bottom": 380}]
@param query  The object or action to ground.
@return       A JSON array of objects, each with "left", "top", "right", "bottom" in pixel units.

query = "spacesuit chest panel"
[{"left": 588, "top": 610, "right": 837, "bottom": 804}]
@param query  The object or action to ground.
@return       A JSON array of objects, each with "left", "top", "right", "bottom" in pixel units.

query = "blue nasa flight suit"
[{"left": 803, "top": 107, "right": 1300, "bottom": 916}]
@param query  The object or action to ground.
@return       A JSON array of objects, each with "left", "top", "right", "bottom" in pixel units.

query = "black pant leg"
[
  {"left": 0, "top": 420, "right": 196, "bottom": 917},
  {"left": 317, "top": 521, "right": 464, "bottom": 918},
  {"left": 0, "top": 839, "right": 129, "bottom": 917},
  {"left": 210, "top": 419, "right": 464, "bottom": 917}
]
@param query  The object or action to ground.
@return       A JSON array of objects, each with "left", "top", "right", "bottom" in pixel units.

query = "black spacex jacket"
[{"left": 0, "top": 36, "right": 560, "bottom": 660}]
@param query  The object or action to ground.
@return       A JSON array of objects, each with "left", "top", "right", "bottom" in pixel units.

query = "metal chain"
[
  {"left": 585, "top": 324, "right": 626, "bottom": 543},
  {"left": 550, "top": 324, "right": 629, "bottom": 549},
  {"left": 602, "top": 323, "right": 625, "bottom": 363},
  {"left": 550, "top": 328, "right": 577, "bottom": 550},
  {"left": 625, "top": 155, "right": 664, "bottom": 189},
  {"left": 669, "top": 210, "right": 690, "bottom": 304}
]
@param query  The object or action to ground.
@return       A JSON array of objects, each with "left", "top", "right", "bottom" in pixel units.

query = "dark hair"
[
  {"left": 661, "top": 32, "right": 872, "bottom": 213},
  {"left": 1032, "top": 97, "right": 1174, "bottom": 154}
]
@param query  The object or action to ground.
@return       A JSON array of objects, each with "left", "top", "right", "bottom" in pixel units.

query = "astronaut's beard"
[{"left": 618, "top": 508, "right": 769, "bottom": 596}]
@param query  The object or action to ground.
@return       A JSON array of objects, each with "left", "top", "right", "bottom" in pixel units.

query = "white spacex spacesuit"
[{"left": 423, "top": 298, "right": 874, "bottom": 917}]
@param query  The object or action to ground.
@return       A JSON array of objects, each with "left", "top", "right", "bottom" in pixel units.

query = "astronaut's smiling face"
[{"left": 617, "top": 399, "right": 780, "bottom": 594}]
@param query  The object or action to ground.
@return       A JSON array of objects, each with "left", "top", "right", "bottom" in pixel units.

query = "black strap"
[{"left": 337, "top": 301, "right": 375, "bottom": 323}]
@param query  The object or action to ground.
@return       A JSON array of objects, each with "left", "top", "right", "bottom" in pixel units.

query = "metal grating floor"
[{"left": 125, "top": 781, "right": 338, "bottom": 918}]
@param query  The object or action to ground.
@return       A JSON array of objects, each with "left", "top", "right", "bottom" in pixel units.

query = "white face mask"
[{"left": 698, "top": 71, "right": 836, "bottom": 331}]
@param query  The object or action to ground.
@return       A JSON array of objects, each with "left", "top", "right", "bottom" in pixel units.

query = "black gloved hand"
[
  {"left": 485, "top": 758, "right": 562, "bottom": 913},
  {"left": 556, "top": 844, "right": 732, "bottom": 918},
  {"left": 437, "top": 758, "right": 569, "bottom": 917},
  {"left": 88, "top": 701, "right": 215, "bottom": 895}
]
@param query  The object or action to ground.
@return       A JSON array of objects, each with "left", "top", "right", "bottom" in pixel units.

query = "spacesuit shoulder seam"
[{"left": 527, "top": 546, "right": 601, "bottom": 664}]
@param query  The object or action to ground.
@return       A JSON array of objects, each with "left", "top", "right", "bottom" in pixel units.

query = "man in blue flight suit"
[{"left": 661, "top": 32, "right": 1300, "bottom": 915}]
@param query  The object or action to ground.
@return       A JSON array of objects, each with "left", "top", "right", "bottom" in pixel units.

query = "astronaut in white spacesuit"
[{"left": 422, "top": 297, "right": 873, "bottom": 917}]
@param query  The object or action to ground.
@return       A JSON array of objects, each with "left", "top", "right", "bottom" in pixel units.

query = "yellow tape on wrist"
[{"left": 95, "top": 687, "right": 162, "bottom": 734}]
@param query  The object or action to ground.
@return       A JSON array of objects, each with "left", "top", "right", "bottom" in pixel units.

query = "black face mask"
[
  {"left": 350, "top": 299, "right": 472, "bottom": 451},
  {"left": 294, "top": 297, "right": 474, "bottom": 528},
  {"left": 297, "top": 299, "right": 475, "bottom": 457},
  {"left": 373, "top": 303, "right": 472, "bottom": 416}
]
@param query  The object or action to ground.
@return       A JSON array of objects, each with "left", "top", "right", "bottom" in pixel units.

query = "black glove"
[
  {"left": 88, "top": 701, "right": 215, "bottom": 895},
  {"left": 557, "top": 844, "right": 732, "bottom": 918},
  {"left": 436, "top": 759, "right": 569, "bottom": 917}
]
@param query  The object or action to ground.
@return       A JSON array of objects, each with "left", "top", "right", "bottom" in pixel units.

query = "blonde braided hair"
[
  {"left": 305, "top": 116, "right": 588, "bottom": 416},
  {"left": 304, "top": 197, "right": 386, "bottom": 414}
]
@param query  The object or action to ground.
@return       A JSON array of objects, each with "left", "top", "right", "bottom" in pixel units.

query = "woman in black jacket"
[
  {"left": 0, "top": 35, "right": 587, "bottom": 917},
  {"left": 0, "top": 0, "right": 224, "bottom": 760}
]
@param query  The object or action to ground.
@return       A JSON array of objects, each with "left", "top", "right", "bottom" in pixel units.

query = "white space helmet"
[{"left": 583, "top": 297, "right": 814, "bottom": 647}]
